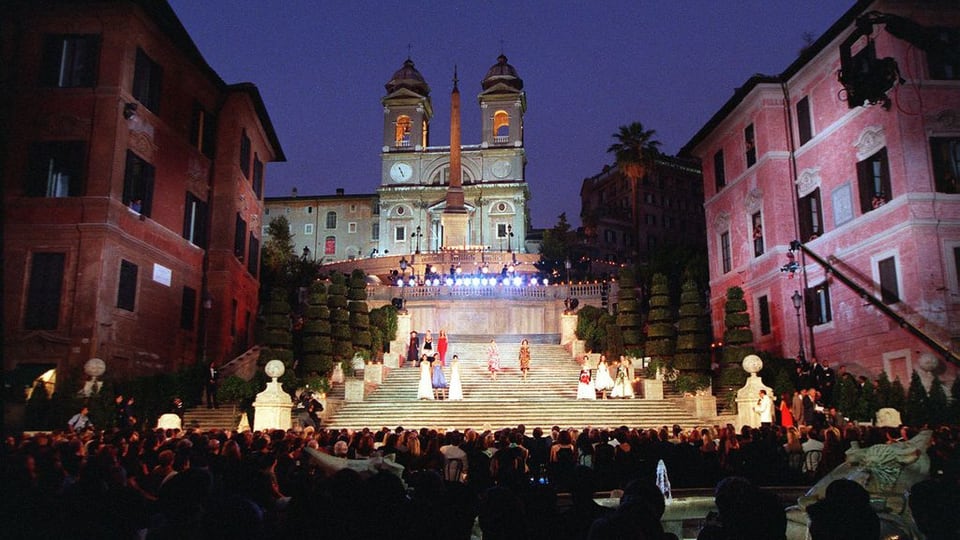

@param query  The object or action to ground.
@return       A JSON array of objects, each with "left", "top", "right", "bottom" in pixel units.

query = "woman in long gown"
[
  {"left": 518, "top": 339, "right": 531, "bottom": 381},
  {"left": 417, "top": 355, "right": 434, "bottom": 400},
  {"left": 576, "top": 363, "right": 596, "bottom": 400},
  {"left": 437, "top": 329, "right": 449, "bottom": 366},
  {"left": 406, "top": 331, "right": 419, "bottom": 367},
  {"left": 594, "top": 354, "right": 615, "bottom": 399},
  {"left": 431, "top": 355, "right": 448, "bottom": 400},
  {"left": 610, "top": 357, "right": 635, "bottom": 398},
  {"left": 486, "top": 339, "right": 502, "bottom": 381},
  {"left": 448, "top": 355, "right": 463, "bottom": 401}
]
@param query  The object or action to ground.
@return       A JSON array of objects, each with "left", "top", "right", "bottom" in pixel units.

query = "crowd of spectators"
[{"left": 3, "top": 420, "right": 958, "bottom": 540}]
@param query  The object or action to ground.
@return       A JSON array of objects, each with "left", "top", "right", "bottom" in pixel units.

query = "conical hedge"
[
  {"left": 300, "top": 280, "right": 333, "bottom": 377},
  {"left": 645, "top": 273, "right": 675, "bottom": 366},
  {"left": 719, "top": 286, "right": 754, "bottom": 389},
  {"left": 327, "top": 272, "right": 353, "bottom": 361},
  {"left": 615, "top": 268, "right": 643, "bottom": 351},
  {"left": 348, "top": 269, "right": 372, "bottom": 353},
  {"left": 674, "top": 279, "right": 710, "bottom": 372}
]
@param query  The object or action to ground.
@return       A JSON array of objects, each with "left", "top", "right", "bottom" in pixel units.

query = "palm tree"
[{"left": 607, "top": 122, "right": 662, "bottom": 259}]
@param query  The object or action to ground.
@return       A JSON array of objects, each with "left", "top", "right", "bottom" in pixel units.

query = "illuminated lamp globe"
[
  {"left": 265, "top": 359, "right": 286, "bottom": 380},
  {"left": 84, "top": 358, "right": 106, "bottom": 378},
  {"left": 741, "top": 354, "right": 763, "bottom": 376}
]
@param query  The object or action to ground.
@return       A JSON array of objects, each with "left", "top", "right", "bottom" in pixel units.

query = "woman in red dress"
[
  {"left": 437, "top": 329, "right": 449, "bottom": 366},
  {"left": 780, "top": 392, "right": 794, "bottom": 428}
]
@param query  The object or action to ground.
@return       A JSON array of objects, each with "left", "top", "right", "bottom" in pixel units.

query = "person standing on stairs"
[
  {"left": 487, "top": 339, "right": 502, "bottom": 381},
  {"left": 406, "top": 330, "right": 420, "bottom": 367},
  {"left": 421, "top": 329, "right": 434, "bottom": 358},
  {"left": 438, "top": 329, "right": 449, "bottom": 366},
  {"left": 610, "top": 357, "right": 634, "bottom": 398},
  {"left": 418, "top": 354, "right": 435, "bottom": 400},
  {"left": 577, "top": 357, "right": 596, "bottom": 400},
  {"left": 431, "top": 354, "right": 448, "bottom": 399},
  {"left": 594, "top": 354, "right": 615, "bottom": 399},
  {"left": 518, "top": 339, "right": 531, "bottom": 381},
  {"left": 448, "top": 355, "right": 463, "bottom": 400}
]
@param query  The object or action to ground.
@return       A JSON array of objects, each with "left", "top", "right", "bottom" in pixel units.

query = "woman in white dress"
[
  {"left": 417, "top": 354, "right": 435, "bottom": 400},
  {"left": 576, "top": 356, "right": 596, "bottom": 400},
  {"left": 610, "top": 357, "right": 635, "bottom": 398},
  {"left": 594, "top": 354, "right": 615, "bottom": 399},
  {"left": 448, "top": 354, "right": 463, "bottom": 401}
]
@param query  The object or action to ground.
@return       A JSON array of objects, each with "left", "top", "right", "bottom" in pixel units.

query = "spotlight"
[
  {"left": 408, "top": 278, "right": 416, "bottom": 286},
  {"left": 445, "top": 278, "right": 454, "bottom": 286},
  {"left": 543, "top": 278, "right": 549, "bottom": 285},
  {"left": 530, "top": 278, "right": 539, "bottom": 286},
  {"left": 512, "top": 277, "right": 522, "bottom": 286}
]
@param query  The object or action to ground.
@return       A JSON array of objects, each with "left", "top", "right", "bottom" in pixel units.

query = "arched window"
[
  {"left": 395, "top": 115, "right": 412, "bottom": 147},
  {"left": 326, "top": 211, "right": 337, "bottom": 229},
  {"left": 493, "top": 111, "right": 509, "bottom": 143}
]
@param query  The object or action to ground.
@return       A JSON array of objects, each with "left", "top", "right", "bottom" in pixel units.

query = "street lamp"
[
  {"left": 507, "top": 224, "right": 514, "bottom": 253},
  {"left": 201, "top": 293, "right": 213, "bottom": 363},
  {"left": 791, "top": 290, "right": 806, "bottom": 362},
  {"left": 565, "top": 258, "right": 572, "bottom": 284},
  {"left": 412, "top": 225, "right": 422, "bottom": 254}
]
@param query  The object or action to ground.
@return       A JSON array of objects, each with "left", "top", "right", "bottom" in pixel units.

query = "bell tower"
[
  {"left": 381, "top": 58, "right": 432, "bottom": 157},
  {"left": 479, "top": 54, "right": 525, "bottom": 149}
]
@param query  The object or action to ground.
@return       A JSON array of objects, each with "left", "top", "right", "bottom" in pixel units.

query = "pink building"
[{"left": 682, "top": 0, "right": 960, "bottom": 383}]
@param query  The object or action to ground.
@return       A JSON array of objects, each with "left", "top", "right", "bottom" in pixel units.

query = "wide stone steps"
[
  {"left": 182, "top": 405, "right": 241, "bottom": 431},
  {"left": 326, "top": 340, "right": 705, "bottom": 430}
]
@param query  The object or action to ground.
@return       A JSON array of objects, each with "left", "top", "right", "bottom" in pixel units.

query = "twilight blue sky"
[{"left": 167, "top": 0, "right": 853, "bottom": 228}]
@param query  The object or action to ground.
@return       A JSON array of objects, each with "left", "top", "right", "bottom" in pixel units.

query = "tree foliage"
[
  {"left": 537, "top": 212, "right": 576, "bottom": 280},
  {"left": 674, "top": 279, "right": 710, "bottom": 372},
  {"left": 348, "top": 269, "right": 372, "bottom": 353},
  {"left": 616, "top": 268, "right": 643, "bottom": 351},
  {"left": 607, "top": 121, "right": 662, "bottom": 182},
  {"left": 904, "top": 371, "right": 927, "bottom": 426},
  {"left": 645, "top": 273, "right": 675, "bottom": 366}
]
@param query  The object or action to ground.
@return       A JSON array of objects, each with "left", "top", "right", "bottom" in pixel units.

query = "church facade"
[{"left": 377, "top": 56, "right": 530, "bottom": 257}]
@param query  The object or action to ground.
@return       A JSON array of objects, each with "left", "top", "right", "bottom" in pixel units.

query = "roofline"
[
  {"left": 226, "top": 83, "right": 286, "bottom": 162},
  {"left": 679, "top": 0, "right": 874, "bottom": 157},
  {"left": 265, "top": 193, "right": 378, "bottom": 202}
]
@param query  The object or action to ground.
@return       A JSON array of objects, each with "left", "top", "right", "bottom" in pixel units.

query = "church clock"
[{"left": 389, "top": 162, "right": 413, "bottom": 182}]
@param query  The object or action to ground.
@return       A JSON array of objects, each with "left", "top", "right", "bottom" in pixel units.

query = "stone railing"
[{"left": 366, "top": 281, "right": 617, "bottom": 302}]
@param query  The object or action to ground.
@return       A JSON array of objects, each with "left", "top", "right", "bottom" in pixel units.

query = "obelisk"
[{"left": 442, "top": 67, "right": 468, "bottom": 249}]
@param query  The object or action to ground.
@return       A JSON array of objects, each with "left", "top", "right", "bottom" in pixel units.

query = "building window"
[
  {"left": 117, "top": 259, "right": 138, "bottom": 312},
  {"left": 797, "top": 96, "right": 812, "bottom": 145},
  {"left": 25, "top": 252, "right": 65, "bottom": 330},
  {"left": 247, "top": 235, "right": 260, "bottom": 277},
  {"left": 752, "top": 211, "right": 764, "bottom": 257},
  {"left": 647, "top": 235, "right": 657, "bottom": 250},
  {"left": 395, "top": 226, "right": 406, "bottom": 242},
  {"left": 326, "top": 211, "right": 337, "bottom": 229},
  {"left": 190, "top": 103, "right": 216, "bottom": 159},
  {"left": 930, "top": 137, "right": 960, "bottom": 194},
  {"left": 955, "top": 247, "right": 960, "bottom": 290},
  {"left": 798, "top": 188, "right": 823, "bottom": 242},
  {"left": 720, "top": 231, "right": 731, "bottom": 274},
  {"left": 714, "top": 149, "right": 726, "bottom": 191},
  {"left": 928, "top": 28, "right": 960, "bottom": 80},
  {"left": 231, "top": 299, "right": 238, "bottom": 337},
  {"left": 350, "top": 204, "right": 357, "bottom": 213},
  {"left": 26, "top": 141, "right": 85, "bottom": 197},
  {"left": 348, "top": 222, "right": 357, "bottom": 233},
  {"left": 372, "top": 202, "right": 380, "bottom": 215},
  {"left": 234, "top": 213, "right": 246, "bottom": 260},
  {"left": 40, "top": 34, "right": 99, "bottom": 88},
  {"left": 304, "top": 223, "right": 314, "bottom": 235},
  {"left": 497, "top": 223, "right": 508, "bottom": 238},
  {"left": 878, "top": 256, "right": 899, "bottom": 304},
  {"left": 744, "top": 123, "right": 756, "bottom": 168},
  {"left": 180, "top": 286, "right": 197, "bottom": 330},
  {"left": 758, "top": 295, "right": 771, "bottom": 336},
  {"left": 252, "top": 156, "right": 263, "bottom": 198},
  {"left": 395, "top": 115, "right": 412, "bottom": 147},
  {"left": 324, "top": 236, "right": 336, "bottom": 255},
  {"left": 239, "top": 130, "right": 251, "bottom": 178},
  {"left": 857, "top": 148, "right": 891, "bottom": 213},
  {"left": 122, "top": 150, "right": 154, "bottom": 217},
  {"left": 372, "top": 222, "right": 380, "bottom": 240},
  {"left": 132, "top": 48, "right": 162, "bottom": 113},
  {"left": 182, "top": 192, "right": 208, "bottom": 248},
  {"left": 494, "top": 110, "right": 510, "bottom": 142},
  {"left": 805, "top": 283, "right": 832, "bottom": 326},
  {"left": 645, "top": 214, "right": 657, "bottom": 226}
]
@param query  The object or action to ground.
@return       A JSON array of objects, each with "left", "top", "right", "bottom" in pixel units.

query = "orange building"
[{"left": 2, "top": 0, "right": 284, "bottom": 389}]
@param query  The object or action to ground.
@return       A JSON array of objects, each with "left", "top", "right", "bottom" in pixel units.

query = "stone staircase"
[
  {"left": 182, "top": 405, "right": 241, "bottom": 431},
  {"left": 325, "top": 336, "right": 707, "bottom": 431}
]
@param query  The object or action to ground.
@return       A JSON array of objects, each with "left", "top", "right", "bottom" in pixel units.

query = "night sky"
[{"left": 167, "top": 0, "right": 853, "bottom": 229}]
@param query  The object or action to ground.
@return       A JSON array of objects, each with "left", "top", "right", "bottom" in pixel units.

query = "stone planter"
[
  {"left": 364, "top": 363, "right": 384, "bottom": 385},
  {"left": 382, "top": 351, "right": 400, "bottom": 369},
  {"left": 643, "top": 379, "right": 664, "bottom": 400},
  {"left": 344, "top": 379, "right": 365, "bottom": 401},
  {"left": 681, "top": 393, "right": 717, "bottom": 420}
]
